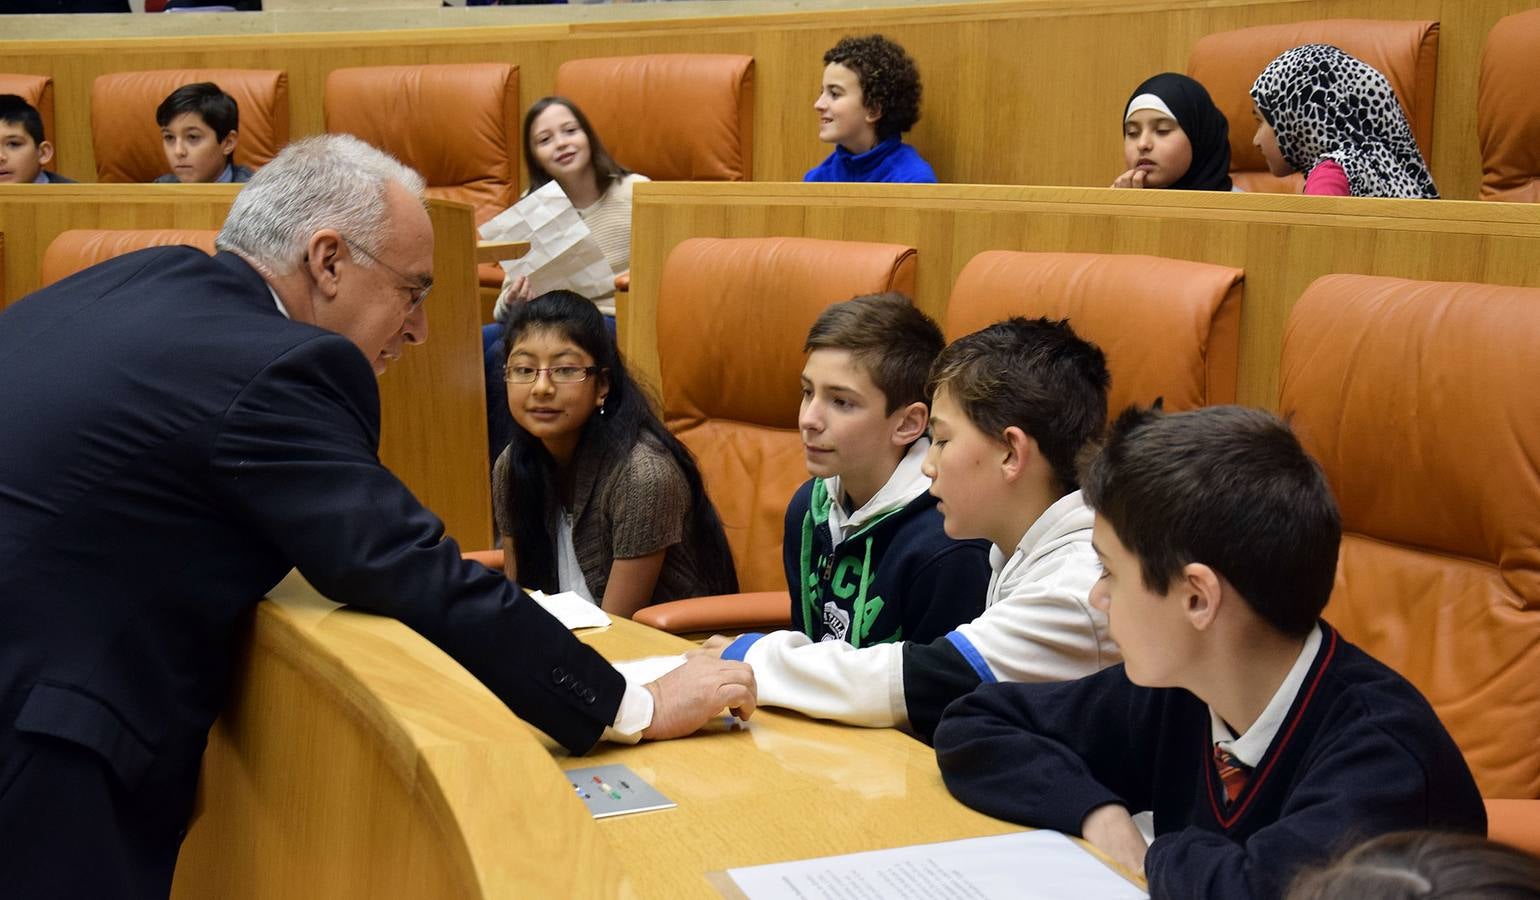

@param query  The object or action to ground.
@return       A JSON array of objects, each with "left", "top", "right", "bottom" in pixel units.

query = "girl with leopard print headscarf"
[{"left": 1249, "top": 44, "right": 1437, "bottom": 199}]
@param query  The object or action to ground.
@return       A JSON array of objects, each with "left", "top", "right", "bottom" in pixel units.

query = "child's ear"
[
  {"left": 998, "top": 425, "right": 1038, "bottom": 483},
  {"left": 38, "top": 140, "right": 54, "bottom": 167},
  {"left": 864, "top": 104, "right": 882, "bottom": 126},
  {"left": 1180, "top": 563, "right": 1224, "bottom": 632},
  {"left": 891, "top": 400, "right": 928, "bottom": 446},
  {"left": 220, "top": 129, "right": 239, "bottom": 157}
]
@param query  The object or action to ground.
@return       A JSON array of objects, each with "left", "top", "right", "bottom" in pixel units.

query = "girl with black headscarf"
[{"left": 1113, "top": 73, "right": 1234, "bottom": 191}]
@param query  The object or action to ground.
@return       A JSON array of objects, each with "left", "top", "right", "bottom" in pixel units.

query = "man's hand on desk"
[
  {"left": 640, "top": 654, "right": 757, "bottom": 740},
  {"left": 690, "top": 634, "right": 734, "bottom": 658}
]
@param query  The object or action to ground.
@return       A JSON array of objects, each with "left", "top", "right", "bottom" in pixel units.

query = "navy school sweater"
[
  {"left": 784, "top": 477, "right": 990, "bottom": 649},
  {"left": 934, "top": 623, "right": 1486, "bottom": 900}
]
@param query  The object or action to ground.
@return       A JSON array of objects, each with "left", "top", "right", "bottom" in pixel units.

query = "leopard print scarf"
[{"left": 1250, "top": 44, "right": 1438, "bottom": 199}]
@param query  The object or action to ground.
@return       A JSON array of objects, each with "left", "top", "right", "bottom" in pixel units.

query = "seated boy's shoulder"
[
  {"left": 891, "top": 494, "right": 989, "bottom": 559},
  {"left": 1308, "top": 630, "right": 1466, "bottom": 760},
  {"left": 784, "top": 477, "right": 817, "bottom": 515}
]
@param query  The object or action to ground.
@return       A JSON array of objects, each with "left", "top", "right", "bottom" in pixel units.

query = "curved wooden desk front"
[{"left": 171, "top": 573, "right": 1023, "bottom": 899}]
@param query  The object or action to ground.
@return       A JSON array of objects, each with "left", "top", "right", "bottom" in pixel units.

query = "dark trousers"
[{"left": 0, "top": 729, "right": 184, "bottom": 899}]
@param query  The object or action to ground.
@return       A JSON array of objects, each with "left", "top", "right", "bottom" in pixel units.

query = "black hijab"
[{"left": 1124, "top": 73, "right": 1233, "bottom": 191}]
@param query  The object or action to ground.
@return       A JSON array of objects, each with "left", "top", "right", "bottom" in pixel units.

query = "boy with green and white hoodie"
[
  {"left": 714, "top": 317, "right": 1121, "bottom": 742},
  {"left": 778, "top": 294, "right": 991, "bottom": 649}
]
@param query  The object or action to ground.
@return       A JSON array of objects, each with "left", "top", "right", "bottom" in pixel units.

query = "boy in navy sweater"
[
  {"left": 781, "top": 293, "right": 989, "bottom": 649},
  {"left": 935, "top": 406, "right": 1485, "bottom": 900}
]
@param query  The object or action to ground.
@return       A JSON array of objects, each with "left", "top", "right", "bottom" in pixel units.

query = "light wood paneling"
[
  {"left": 0, "top": 187, "right": 490, "bottom": 547},
  {"left": 185, "top": 570, "right": 1062, "bottom": 898},
  {"left": 0, "top": 0, "right": 1533, "bottom": 200},
  {"left": 623, "top": 182, "right": 1540, "bottom": 411},
  {"left": 170, "top": 571, "right": 626, "bottom": 899}
]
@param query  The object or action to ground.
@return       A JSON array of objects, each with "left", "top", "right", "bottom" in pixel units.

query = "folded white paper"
[
  {"left": 525, "top": 589, "right": 612, "bottom": 630},
  {"left": 479, "top": 181, "right": 616, "bottom": 300}
]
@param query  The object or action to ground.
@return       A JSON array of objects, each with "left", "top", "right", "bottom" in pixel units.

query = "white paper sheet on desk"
[
  {"left": 478, "top": 180, "right": 616, "bottom": 300},
  {"left": 610, "top": 654, "right": 688, "bottom": 684},
  {"left": 525, "top": 590, "right": 612, "bottom": 630},
  {"left": 724, "top": 830, "right": 1147, "bottom": 899}
]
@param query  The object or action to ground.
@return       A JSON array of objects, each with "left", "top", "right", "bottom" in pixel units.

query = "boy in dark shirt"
[
  {"left": 154, "top": 82, "right": 253, "bottom": 184},
  {"left": 935, "top": 405, "right": 1485, "bottom": 900},
  {"left": 0, "top": 94, "right": 74, "bottom": 184}
]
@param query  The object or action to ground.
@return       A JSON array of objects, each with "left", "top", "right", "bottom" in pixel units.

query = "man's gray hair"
[{"left": 215, "top": 134, "right": 427, "bottom": 275}]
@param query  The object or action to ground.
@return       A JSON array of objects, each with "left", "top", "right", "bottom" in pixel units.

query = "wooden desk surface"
[
  {"left": 554, "top": 618, "right": 1024, "bottom": 898},
  {"left": 177, "top": 573, "right": 1138, "bottom": 898}
]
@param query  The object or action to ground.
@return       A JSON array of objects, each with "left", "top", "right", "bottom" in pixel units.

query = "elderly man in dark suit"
[{"left": 0, "top": 134, "right": 754, "bottom": 899}]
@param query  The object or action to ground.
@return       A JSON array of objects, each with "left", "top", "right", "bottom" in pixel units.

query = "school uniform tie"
[{"left": 1213, "top": 745, "right": 1251, "bottom": 805}]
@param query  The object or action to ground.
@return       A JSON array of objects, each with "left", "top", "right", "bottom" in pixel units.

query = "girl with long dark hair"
[{"left": 492, "top": 291, "right": 737, "bottom": 617}]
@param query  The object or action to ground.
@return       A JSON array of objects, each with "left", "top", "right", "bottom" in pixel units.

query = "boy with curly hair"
[{"left": 805, "top": 34, "right": 937, "bottom": 183}]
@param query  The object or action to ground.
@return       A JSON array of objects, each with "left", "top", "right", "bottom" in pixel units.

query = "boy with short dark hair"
[
  {"left": 935, "top": 405, "right": 1486, "bottom": 900},
  {"left": 0, "top": 94, "right": 74, "bottom": 184},
  {"left": 712, "top": 317, "right": 1119, "bottom": 741},
  {"left": 783, "top": 293, "right": 990, "bottom": 648},
  {"left": 153, "top": 82, "right": 252, "bottom": 184}
]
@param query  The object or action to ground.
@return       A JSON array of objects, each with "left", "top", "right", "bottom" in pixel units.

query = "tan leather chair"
[
  {"left": 554, "top": 54, "right": 754, "bottom": 182},
  {"left": 41, "top": 229, "right": 217, "bottom": 287},
  {"left": 1279, "top": 274, "right": 1540, "bottom": 848},
  {"left": 326, "top": 62, "right": 518, "bottom": 291},
  {"left": 1187, "top": 20, "right": 1439, "bottom": 194},
  {"left": 0, "top": 73, "right": 58, "bottom": 171},
  {"left": 628, "top": 237, "right": 916, "bottom": 635},
  {"left": 1478, "top": 9, "right": 1540, "bottom": 202},
  {"left": 945, "top": 251, "right": 1243, "bottom": 413},
  {"left": 90, "top": 70, "right": 288, "bottom": 184},
  {"left": 325, "top": 63, "right": 519, "bottom": 227}
]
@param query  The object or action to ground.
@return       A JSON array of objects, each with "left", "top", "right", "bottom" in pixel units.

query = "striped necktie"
[{"left": 1214, "top": 745, "right": 1251, "bottom": 805}]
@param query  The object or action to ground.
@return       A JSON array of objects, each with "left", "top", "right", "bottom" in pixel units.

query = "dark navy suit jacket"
[{"left": 0, "top": 247, "right": 624, "bottom": 827}]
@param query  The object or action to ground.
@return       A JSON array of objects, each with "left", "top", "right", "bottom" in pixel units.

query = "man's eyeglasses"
[
  {"left": 344, "top": 237, "right": 433, "bottom": 311},
  {"left": 505, "top": 365, "right": 604, "bottom": 385}
]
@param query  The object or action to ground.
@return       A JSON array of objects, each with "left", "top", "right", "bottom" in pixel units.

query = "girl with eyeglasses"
[{"left": 493, "top": 291, "right": 738, "bottom": 617}]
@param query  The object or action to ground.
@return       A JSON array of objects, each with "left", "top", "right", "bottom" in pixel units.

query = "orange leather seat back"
[
  {"left": 41, "top": 229, "right": 218, "bottom": 287},
  {"left": 0, "top": 73, "right": 57, "bottom": 169},
  {"left": 1279, "top": 274, "right": 1540, "bottom": 799},
  {"left": 1188, "top": 19, "right": 1439, "bottom": 194},
  {"left": 90, "top": 69, "right": 288, "bottom": 183},
  {"left": 554, "top": 54, "right": 754, "bottom": 182},
  {"left": 1479, "top": 9, "right": 1540, "bottom": 202},
  {"left": 657, "top": 237, "right": 916, "bottom": 592},
  {"left": 945, "top": 251, "right": 1242, "bottom": 414},
  {"left": 325, "top": 63, "right": 519, "bottom": 226}
]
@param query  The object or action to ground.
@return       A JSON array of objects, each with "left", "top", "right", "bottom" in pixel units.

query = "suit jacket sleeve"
[
  {"left": 207, "top": 334, "right": 624, "bottom": 754},
  {"left": 933, "top": 666, "right": 1160, "bottom": 834}
]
